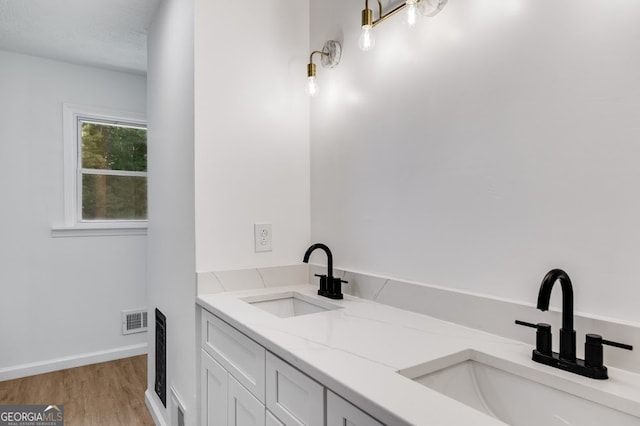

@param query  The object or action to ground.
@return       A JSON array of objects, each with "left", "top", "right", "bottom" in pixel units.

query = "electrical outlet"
[{"left": 254, "top": 223, "right": 272, "bottom": 252}]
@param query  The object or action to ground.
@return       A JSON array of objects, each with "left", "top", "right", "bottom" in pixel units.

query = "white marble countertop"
[{"left": 197, "top": 284, "right": 640, "bottom": 425}]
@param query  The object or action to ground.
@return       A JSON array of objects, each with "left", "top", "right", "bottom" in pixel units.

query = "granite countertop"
[{"left": 197, "top": 284, "right": 640, "bottom": 426}]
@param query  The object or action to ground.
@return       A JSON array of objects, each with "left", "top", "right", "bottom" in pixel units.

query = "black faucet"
[
  {"left": 516, "top": 269, "right": 632, "bottom": 379},
  {"left": 537, "top": 269, "right": 576, "bottom": 361},
  {"left": 302, "top": 243, "right": 347, "bottom": 299}
]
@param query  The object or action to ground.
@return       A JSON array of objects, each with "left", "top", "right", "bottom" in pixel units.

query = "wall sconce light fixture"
[
  {"left": 307, "top": 40, "right": 342, "bottom": 97},
  {"left": 359, "top": 0, "right": 448, "bottom": 51}
]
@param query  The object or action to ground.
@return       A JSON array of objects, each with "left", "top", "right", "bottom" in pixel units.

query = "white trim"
[
  {"left": 81, "top": 168, "right": 147, "bottom": 177},
  {"left": 169, "top": 386, "right": 188, "bottom": 426},
  {"left": 0, "top": 342, "right": 148, "bottom": 381},
  {"left": 61, "top": 103, "right": 147, "bottom": 234},
  {"left": 146, "top": 389, "right": 169, "bottom": 426},
  {"left": 51, "top": 222, "right": 147, "bottom": 237}
]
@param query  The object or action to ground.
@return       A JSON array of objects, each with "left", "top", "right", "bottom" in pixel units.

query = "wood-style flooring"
[{"left": 0, "top": 355, "right": 154, "bottom": 425}]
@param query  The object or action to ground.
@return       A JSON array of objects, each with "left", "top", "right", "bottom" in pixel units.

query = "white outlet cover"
[{"left": 254, "top": 223, "right": 272, "bottom": 252}]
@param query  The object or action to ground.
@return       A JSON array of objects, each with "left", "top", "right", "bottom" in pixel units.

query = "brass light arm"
[
  {"left": 362, "top": 0, "right": 425, "bottom": 28},
  {"left": 358, "top": 0, "right": 446, "bottom": 52},
  {"left": 307, "top": 50, "right": 329, "bottom": 78},
  {"left": 372, "top": 1, "right": 411, "bottom": 27},
  {"left": 309, "top": 50, "right": 329, "bottom": 63},
  {"left": 372, "top": 3, "right": 407, "bottom": 27}
]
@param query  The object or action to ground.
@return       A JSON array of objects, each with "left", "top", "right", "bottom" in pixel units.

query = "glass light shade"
[
  {"left": 307, "top": 76, "right": 319, "bottom": 97},
  {"left": 405, "top": 1, "right": 418, "bottom": 27},
  {"left": 358, "top": 25, "right": 375, "bottom": 51}
]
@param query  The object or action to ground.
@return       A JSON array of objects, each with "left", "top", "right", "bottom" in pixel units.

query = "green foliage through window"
[
  {"left": 80, "top": 120, "right": 147, "bottom": 220},
  {"left": 81, "top": 122, "right": 146, "bottom": 171}
]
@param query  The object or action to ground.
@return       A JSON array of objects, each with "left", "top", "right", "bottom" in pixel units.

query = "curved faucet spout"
[
  {"left": 537, "top": 268, "right": 576, "bottom": 361},
  {"left": 537, "top": 268, "right": 574, "bottom": 331},
  {"left": 303, "top": 243, "right": 334, "bottom": 279}
]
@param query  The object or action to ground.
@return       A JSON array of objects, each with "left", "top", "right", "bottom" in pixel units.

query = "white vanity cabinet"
[
  {"left": 265, "top": 352, "right": 324, "bottom": 426},
  {"left": 266, "top": 411, "right": 285, "bottom": 426},
  {"left": 201, "top": 349, "right": 266, "bottom": 425},
  {"left": 327, "top": 390, "right": 384, "bottom": 426},
  {"left": 201, "top": 349, "right": 228, "bottom": 425},
  {"left": 228, "top": 374, "right": 266, "bottom": 426},
  {"left": 201, "top": 310, "right": 266, "bottom": 402},
  {"left": 200, "top": 310, "right": 267, "bottom": 426},
  {"left": 200, "top": 307, "right": 383, "bottom": 426}
]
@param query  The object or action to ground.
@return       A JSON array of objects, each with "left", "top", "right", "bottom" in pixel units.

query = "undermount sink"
[
  {"left": 241, "top": 291, "right": 341, "bottom": 318},
  {"left": 398, "top": 350, "right": 640, "bottom": 426}
]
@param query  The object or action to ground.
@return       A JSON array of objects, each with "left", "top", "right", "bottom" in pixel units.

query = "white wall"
[
  {"left": 144, "top": 0, "right": 309, "bottom": 422},
  {"left": 194, "top": 0, "right": 311, "bottom": 272},
  {"left": 0, "top": 50, "right": 148, "bottom": 378},
  {"left": 310, "top": 0, "right": 640, "bottom": 323},
  {"left": 146, "top": 0, "right": 196, "bottom": 424}
]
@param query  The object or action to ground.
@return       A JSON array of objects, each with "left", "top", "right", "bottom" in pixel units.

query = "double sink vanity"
[{"left": 196, "top": 255, "right": 640, "bottom": 425}]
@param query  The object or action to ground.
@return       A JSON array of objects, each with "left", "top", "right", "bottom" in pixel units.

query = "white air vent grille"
[{"left": 121, "top": 309, "right": 148, "bottom": 335}]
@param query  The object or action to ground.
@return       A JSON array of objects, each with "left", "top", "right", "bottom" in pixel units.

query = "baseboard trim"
[
  {"left": 0, "top": 343, "right": 148, "bottom": 381},
  {"left": 145, "top": 389, "right": 168, "bottom": 426}
]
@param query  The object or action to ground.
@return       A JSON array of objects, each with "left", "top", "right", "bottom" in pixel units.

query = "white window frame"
[{"left": 51, "top": 103, "right": 148, "bottom": 237}]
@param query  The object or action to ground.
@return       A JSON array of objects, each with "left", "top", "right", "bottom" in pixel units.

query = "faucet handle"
[
  {"left": 313, "top": 274, "right": 328, "bottom": 296},
  {"left": 515, "top": 320, "right": 537, "bottom": 329},
  {"left": 585, "top": 334, "right": 632, "bottom": 368},
  {"left": 515, "top": 320, "right": 552, "bottom": 356},
  {"left": 315, "top": 274, "right": 348, "bottom": 283},
  {"left": 602, "top": 338, "right": 633, "bottom": 351}
]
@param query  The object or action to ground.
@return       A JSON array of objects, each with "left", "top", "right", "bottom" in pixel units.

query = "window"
[
  {"left": 53, "top": 104, "right": 147, "bottom": 237},
  {"left": 79, "top": 119, "right": 147, "bottom": 220}
]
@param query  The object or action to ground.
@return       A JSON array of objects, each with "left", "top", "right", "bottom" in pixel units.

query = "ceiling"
[{"left": 0, "top": 0, "right": 161, "bottom": 75}]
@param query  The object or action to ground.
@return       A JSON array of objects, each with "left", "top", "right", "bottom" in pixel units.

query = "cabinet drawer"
[
  {"left": 201, "top": 309, "right": 266, "bottom": 402},
  {"left": 266, "top": 352, "right": 324, "bottom": 426},
  {"left": 327, "top": 390, "right": 383, "bottom": 426}
]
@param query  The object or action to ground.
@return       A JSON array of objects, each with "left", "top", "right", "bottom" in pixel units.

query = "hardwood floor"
[{"left": 0, "top": 355, "right": 154, "bottom": 425}]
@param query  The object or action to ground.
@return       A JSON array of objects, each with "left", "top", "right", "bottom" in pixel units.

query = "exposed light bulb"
[
  {"left": 405, "top": 0, "right": 418, "bottom": 27},
  {"left": 358, "top": 25, "right": 375, "bottom": 51},
  {"left": 307, "top": 76, "right": 319, "bottom": 97}
]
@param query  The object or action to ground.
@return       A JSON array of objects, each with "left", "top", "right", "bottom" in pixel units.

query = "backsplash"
[
  {"left": 196, "top": 264, "right": 309, "bottom": 294},
  {"left": 197, "top": 264, "right": 640, "bottom": 374},
  {"left": 312, "top": 266, "right": 640, "bottom": 375}
]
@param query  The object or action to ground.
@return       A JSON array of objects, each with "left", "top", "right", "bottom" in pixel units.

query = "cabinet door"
[
  {"left": 201, "top": 350, "right": 228, "bottom": 426},
  {"left": 228, "top": 375, "right": 265, "bottom": 426},
  {"left": 202, "top": 310, "right": 266, "bottom": 402},
  {"left": 326, "top": 390, "right": 383, "bottom": 426},
  {"left": 266, "top": 411, "right": 285, "bottom": 426},
  {"left": 265, "top": 352, "right": 324, "bottom": 426}
]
